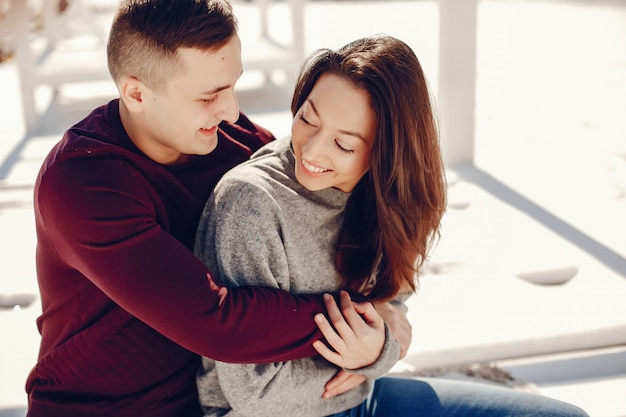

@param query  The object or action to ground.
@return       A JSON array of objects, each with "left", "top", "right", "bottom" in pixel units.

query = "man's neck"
[{"left": 118, "top": 100, "right": 187, "bottom": 165}]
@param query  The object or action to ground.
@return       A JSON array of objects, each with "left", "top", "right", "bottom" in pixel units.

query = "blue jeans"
[{"left": 328, "top": 376, "right": 589, "bottom": 417}]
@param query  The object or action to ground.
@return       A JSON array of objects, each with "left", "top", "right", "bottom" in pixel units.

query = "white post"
[
  {"left": 438, "top": 0, "right": 478, "bottom": 166},
  {"left": 257, "top": 0, "right": 269, "bottom": 39},
  {"left": 11, "top": 0, "right": 38, "bottom": 131},
  {"left": 290, "top": 0, "right": 305, "bottom": 62}
]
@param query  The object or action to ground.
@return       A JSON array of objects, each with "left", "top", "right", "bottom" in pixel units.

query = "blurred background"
[{"left": 0, "top": 0, "right": 625, "bottom": 416}]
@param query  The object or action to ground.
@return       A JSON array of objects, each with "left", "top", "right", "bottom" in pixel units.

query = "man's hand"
[
  {"left": 312, "top": 291, "right": 385, "bottom": 370},
  {"left": 321, "top": 369, "right": 366, "bottom": 399},
  {"left": 374, "top": 301, "right": 412, "bottom": 359}
]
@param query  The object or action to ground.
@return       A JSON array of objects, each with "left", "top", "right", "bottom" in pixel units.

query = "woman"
[{"left": 194, "top": 35, "right": 589, "bottom": 417}]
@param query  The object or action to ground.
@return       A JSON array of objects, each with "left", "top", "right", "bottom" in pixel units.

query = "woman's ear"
[{"left": 118, "top": 76, "right": 145, "bottom": 113}]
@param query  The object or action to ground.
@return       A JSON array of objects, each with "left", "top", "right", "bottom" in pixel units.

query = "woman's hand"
[
  {"left": 373, "top": 301, "right": 412, "bottom": 359},
  {"left": 312, "top": 291, "right": 385, "bottom": 370},
  {"left": 322, "top": 369, "right": 366, "bottom": 399}
]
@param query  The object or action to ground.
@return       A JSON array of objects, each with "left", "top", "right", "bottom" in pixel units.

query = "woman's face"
[{"left": 291, "top": 73, "right": 376, "bottom": 193}]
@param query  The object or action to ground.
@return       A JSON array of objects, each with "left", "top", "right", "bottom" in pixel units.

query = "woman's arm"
[{"left": 195, "top": 175, "right": 399, "bottom": 416}]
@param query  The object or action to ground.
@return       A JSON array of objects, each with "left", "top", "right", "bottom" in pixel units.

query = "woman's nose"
[{"left": 301, "top": 131, "right": 327, "bottom": 159}]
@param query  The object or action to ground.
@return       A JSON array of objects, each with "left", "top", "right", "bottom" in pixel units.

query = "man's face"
[{"left": 137, "top": 34, "right": 243, "bottom": 164}]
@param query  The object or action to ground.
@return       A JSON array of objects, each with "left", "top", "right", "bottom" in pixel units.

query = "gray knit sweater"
[{"left": 194, "top": 136, "right": 401, "bottom": 417}]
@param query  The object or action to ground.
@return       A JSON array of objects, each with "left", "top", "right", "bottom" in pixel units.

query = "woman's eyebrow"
[
  {"left": 306, "top": 98, "right": 320, "bottom": 117},
  {"left": 307, "top": 99, "right": 367, "bottom": 142}
]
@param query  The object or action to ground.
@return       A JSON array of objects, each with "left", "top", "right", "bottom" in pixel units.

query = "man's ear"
[{"left": 119, "top": 76, "right": 146, "bottom": 113}]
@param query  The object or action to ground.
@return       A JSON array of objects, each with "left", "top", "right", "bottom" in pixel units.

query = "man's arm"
[
  {"left": 374, "top": 295, "right": 414, "bottom": 360},
  {"left": 37, "top": 156, "right": 325, "bottom": 363}
]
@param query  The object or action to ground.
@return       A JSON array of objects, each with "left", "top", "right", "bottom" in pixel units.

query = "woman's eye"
[
  {"left": 202, "top": 97, "right": 216, "bottom": 104},
  {"left": 335, "top": 140, "right": 354, "bottom": 154},
  {"left": 299, "top": 114, "right": 312, "bottom": 126}
]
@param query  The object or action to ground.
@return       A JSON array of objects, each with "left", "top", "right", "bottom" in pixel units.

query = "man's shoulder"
[
  {"left": 45, "top": 100, "right": 125, "bottom": 161},
  {"left": 36, "top": 102, "right": 151, "bottom": 193},
  {"left": 218, "top": 112, "right": 275, "bottom": 154}
]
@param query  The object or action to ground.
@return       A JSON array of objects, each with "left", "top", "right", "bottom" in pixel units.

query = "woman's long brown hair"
[{"left": 291, "top": 35, "right": 447, "bottom": 301}]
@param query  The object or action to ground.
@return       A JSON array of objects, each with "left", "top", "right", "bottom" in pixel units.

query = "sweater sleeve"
[
  {"left": 195, "top": 176, "right": 292, "bottom": 291},
  {"left": 36, "top": 155, "right": 325, "bottom": 363},
  {"left": 195, "top": 176, "right": 399, "bottom": 417}
]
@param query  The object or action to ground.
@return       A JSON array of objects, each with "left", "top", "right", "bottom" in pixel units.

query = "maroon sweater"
[{"left": 26, "top": 100, "right": 326, "bottom": 417}]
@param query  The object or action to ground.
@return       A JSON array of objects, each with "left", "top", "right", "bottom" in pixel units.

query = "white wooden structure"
[
  {"left": 5, "top": 0, "right": 478, "bottom": 165},
  {"left": 438, "top": 0, "right": 478, "bottom": 165},
  {"left": 5, "top": 0, "right": 306, "bottom": 130}
]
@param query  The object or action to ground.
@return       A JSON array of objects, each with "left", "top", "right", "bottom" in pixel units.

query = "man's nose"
[{"left": 216, "top": 89, "right": 240, "bottom": 123}]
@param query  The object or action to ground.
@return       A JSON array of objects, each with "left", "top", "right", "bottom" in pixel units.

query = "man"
[{"left": 25, "top": 1, "right": 406, "bottom": 416}]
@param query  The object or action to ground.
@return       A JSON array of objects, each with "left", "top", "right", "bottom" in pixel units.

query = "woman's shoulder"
[
  {"left": 211, "top": 139, "right": 289, "bottom": 206},
  {"left": 249, "top": 135, "right": 292, "bottom": 160},
  {"left": 217, "top": 136, "right": 294, "bottom": 192}
]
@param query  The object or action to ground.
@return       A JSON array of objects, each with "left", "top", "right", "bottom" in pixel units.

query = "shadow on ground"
[
  {"left": 0, "top": 407, "right": 26, "bottom": 417},
  {"left": 454, "top": 163, "right": 626, "bottom": 279}
]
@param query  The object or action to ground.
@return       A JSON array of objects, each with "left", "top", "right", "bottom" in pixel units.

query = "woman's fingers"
[
  {"left": 322, "top": 369, "right": 366, "bottom": 399},
  {"left": 313, "top": 313, "right": 343, "bottom": 365},
  {"left": 325, "top": 292, "right": 357, "bottom": 344},
  {"left": 352, "top": 298, "right": 384, "bottom": 327},
  {"left": 313, "top": 291, "right": 386, "bottom": 369}
]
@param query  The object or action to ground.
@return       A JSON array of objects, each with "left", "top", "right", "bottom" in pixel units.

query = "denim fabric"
[{"left": 328, "top": 376, "right": 589, "bottom": 417}]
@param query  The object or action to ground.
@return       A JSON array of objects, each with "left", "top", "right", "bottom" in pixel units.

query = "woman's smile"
[{"left": 301, "top": 158, "right": 330, "bottom": 174}]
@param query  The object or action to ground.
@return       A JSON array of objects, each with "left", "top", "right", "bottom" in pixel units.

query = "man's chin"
[{"left": 197, "top": 137, "right": 219, "bottom": 155}]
